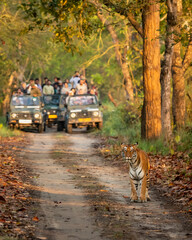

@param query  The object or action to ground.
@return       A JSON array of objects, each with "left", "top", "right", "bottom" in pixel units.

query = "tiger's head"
[{"left": 121, "top": 143, "right": 138, "bottom": 162}]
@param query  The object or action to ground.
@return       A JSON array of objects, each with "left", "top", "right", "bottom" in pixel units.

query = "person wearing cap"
[
  {"left": 26, "top": 79, "right": 38, "bottom": 94},
  {"left": 76, "top": 76, "right": 88, "bottom": 94},
  {"left": 43, "top": 80, "right": 54, "bottom": 95},
  {"left": 30, "top": 84, "right": 42, "bottom": 97}
]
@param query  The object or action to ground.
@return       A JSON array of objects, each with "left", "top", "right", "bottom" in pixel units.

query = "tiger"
[{"left": 121, "top": 143, "right": 150, "bottom": 203}]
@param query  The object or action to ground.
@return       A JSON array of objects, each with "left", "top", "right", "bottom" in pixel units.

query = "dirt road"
[{"left": 23, "top": 129, "right": 192, "bottom": 240}]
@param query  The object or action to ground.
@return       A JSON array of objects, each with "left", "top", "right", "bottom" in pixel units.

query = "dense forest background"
[{"left": 0, "top": 0, "right": 191, "bottom": 152}]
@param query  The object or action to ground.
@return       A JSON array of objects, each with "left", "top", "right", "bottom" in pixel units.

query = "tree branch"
[{"left": 101, "top": 0, "right": 143, "bottom": 37}]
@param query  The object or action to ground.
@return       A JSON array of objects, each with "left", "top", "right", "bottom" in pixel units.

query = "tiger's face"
[{"left": 121, "top": 144, "right": 137, "bottom": 162}]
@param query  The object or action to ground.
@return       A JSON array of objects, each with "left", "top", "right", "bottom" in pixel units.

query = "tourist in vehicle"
[
  {"left": 57, "top": 79, "right": 63, "bottom": 94},
  {"left": 43, "top": 80, "right": 54, "bottom": 95},
  {"left": 35, "top": 78, "right": 42, "bottom": 93},
  {"left": 53, "top": 83, "right": 59, "bottom": 94},
  {"left": 65, "top": 90, "right": 74, "bottom": 104},
  {"left": 17, "top": 88, "right": 24, "bottom": 96},
  {"left": 65, "top": 78, "right": 72, "bottom": 89},
  {"left": 42, "top": 77, "right": 48, "bottom": 89},
  {"left": 61, "top": 82, "right": 70, "bottom": 94},
  {"left": 53, "top": 77, "right": 59, "bottom": 88},
  {"left": 30, "top": 84, "right": 42, "bottom": 97},
  {"left": 76, "top": 77, "right": 88, "bottom": 94},
  {"left": 70, "top": 71, "right": 80, "bottom": 88},
  {"left": 71, "top": 88, "right": 76, "bottom": 95},
  {"left": 26, "top": 79, "right": 37, "bottom": 94},
  {"left": 21, "top": 82, "right": 27, "bottom": 94}
]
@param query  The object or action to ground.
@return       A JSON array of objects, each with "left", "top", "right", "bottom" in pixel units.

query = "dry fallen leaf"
[{"left": 32, "top": 216, "right": 39, "bottom": 222}]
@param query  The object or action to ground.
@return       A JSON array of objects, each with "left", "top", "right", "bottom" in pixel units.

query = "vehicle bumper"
[
  {"left": 9, "top": 119, "right": 42, "bottom": 128},
  {"left": 68, "top": 117, "right": 102, "bottom": 126}
]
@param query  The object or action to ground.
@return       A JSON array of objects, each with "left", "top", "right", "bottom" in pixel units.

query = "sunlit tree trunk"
[
  {"left": 141, "top": 0, "right": 161, "bottom": 139},
  {"left": 172, "top": 0, "right": 185, "bottom": 129},
  {"left": 160, "top": 0, "right": 177, "bottom": 140},
  {"left": 3, "top": 72, "right": 17, "bottom": 115}
]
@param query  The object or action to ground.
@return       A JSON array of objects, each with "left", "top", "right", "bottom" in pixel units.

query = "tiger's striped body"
[{"left": 121, "top": 144, "right": 150, "bottom": 202}]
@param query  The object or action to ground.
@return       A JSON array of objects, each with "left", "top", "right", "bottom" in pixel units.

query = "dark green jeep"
[
  {"left": 43, "top": 94, "right": 67, "bottom": 131},
  {"left": 65, "top": 94, "right": 103, "bottom": 133},
  {"left": 6, "top": 95, "right": 46, "bottom": 133}
]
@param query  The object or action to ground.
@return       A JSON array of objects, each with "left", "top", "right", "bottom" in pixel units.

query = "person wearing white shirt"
[
  {"left": 43, "top": 80, "right": 54, "bottom": 95},
  {"left": 70, "top": 71, "right": 80, "bottom": 88}
]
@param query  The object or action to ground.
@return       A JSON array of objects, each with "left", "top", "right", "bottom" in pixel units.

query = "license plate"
[
  {"left": 78, "top": 118, "right": 91, "bottom": 122},
  {"left": 19, "top": 119, "right": 32, "bottom": 124},
  {"left": 49, "top": 115, "right": 57, "bottom": 118}
]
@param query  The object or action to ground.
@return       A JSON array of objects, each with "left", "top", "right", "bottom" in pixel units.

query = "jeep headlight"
[
  {"left": 34, "top": 113, "right": 40, "bottom": 119},
  {"left": 11, "top": 113, "right": 17, "bottom": 118},
  {"left": 71, "top": 113, "right": 76, "bottom": 118},
  {"left": 93, "top": 111, "right": 99, "bottom": 117},
  {"left": 47, "top": 112, "right": 50, "bottom": 115}
]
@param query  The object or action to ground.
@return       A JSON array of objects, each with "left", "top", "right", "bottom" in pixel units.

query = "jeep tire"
[
  {"left": 97, "top": 122, "right": 103, "bottom": 130},
  {"left": 57, "top": 122, "right": 64, "bottom": 131},
  {"left": 38, "top": 123, "right": 43, "bottom": 133},
  {"left": 65, "top": 123, "right": 72, "bottom": 134}
]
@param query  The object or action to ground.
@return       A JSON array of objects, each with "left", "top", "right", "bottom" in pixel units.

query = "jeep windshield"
[
  {"left": 44, "top": 95, "right": 60, "bottom": 107},
  {"left": 11, "top": 96, "right": 40, "bottom": 108},
  {"left": 68, "top": 95, "right": 97, "bottom": 106}
]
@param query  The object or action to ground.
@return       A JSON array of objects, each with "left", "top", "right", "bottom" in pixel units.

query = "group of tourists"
[{"left": 15, "top": 71, "right": 98, "bottom": 97}]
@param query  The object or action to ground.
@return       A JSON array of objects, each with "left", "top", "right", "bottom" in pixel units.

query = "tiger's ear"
[
  {"left": 134, "top": 142, "right": 138, "bottom": 146},
  {"left": 121, "top": 143, "right": 125, "bottom": 148}
]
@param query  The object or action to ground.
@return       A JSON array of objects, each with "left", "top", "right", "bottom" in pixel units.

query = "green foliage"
[
  {"left": 175, "top": 123, "right": 192, "bottom": 154},
  {"left": 0, "top": 117, "right": 20, "bottom": 137}
]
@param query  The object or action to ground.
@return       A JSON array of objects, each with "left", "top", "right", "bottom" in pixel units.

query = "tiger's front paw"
[
  {"left": 139, "top": 196, "right": 147, "bottom": 203},
  {"left": 130, "top": 196, "right": 138, "bottom": 202}
]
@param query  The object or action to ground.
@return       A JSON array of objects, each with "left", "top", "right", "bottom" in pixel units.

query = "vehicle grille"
[
  {"left": 48, "top": 109, "right": 57, "bottom": 114},
  {"left": 76, "top": 110, "right": 92, "bottom": 118},
  {"left": 17, "top": 113, "right": 33, "bottom": 119}
]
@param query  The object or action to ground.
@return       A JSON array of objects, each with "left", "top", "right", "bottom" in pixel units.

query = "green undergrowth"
[
  {"left": 100, "top": 102, "right": 192, "bottom": 156},
  {"left": 0, "top": 116, "right": 20, "bottom": 137}
]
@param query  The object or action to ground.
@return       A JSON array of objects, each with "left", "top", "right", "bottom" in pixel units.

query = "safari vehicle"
[
  {"left": 6, "top": 95, "right": 46, "bottom": 133},
  {"left": 43, "top": 94, "right": 67, "bottom": 131},
  {"left": 65, "top": 94, "right": 103, "bottom": 133}
]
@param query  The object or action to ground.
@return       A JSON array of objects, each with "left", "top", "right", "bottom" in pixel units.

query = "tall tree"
[
  {"left": 172, "top": 0, "right": 192, "bottom": 130},
  {"left": 172, "top": 0, "right": 185, "bottom": 129},
  {"left": 141, "top": 0, "right": 161, "bottom": 139},
  {"left": 160, "top": 0, "right": 177, "bottom": 140}
]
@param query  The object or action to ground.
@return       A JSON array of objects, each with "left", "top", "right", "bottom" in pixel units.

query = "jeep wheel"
[
  {"left": 97, "top": 122, "right": 103, "bottom": 130},
  {"left": 65, "top": 123, "right": 72, "bottom": 134},
  {"left": 38, "top": 124, "right": 43, "bottom": 133},
  {"left": 48, "top": 122, "right": 52, "bottom": 128},
  {"left": 57, "top": 122, "right": 63, "bottom": 132}
]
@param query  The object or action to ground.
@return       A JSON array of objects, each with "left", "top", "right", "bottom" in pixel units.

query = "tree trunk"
[
  {"left": 141, "top": 0, "right": 161, "bottom": 139},
  {"left": 160, "top": 0, "right": 177, "bottom": 140},
  {"left": 172, "top": 0, "right": 185, "bottom": 129},
  {"left": 2, "top": 72, "right": 17, "bottom": 115}
]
